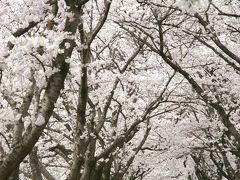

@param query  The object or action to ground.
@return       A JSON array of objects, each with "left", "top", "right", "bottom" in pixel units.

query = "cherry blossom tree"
[
  {"left": 0, "top": 0, "right": 176, "bottom": 179},
  {"left": 116, "top": 0, "right": 240, "bottom": 179},
  {"left": 0, "top": 0, "right": 239, "bottom": 180}
]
